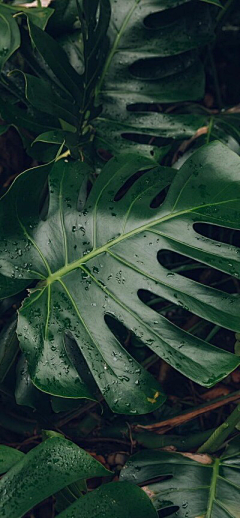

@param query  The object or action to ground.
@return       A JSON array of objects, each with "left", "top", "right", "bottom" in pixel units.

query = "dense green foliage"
[
  {"left": 0, "top": 0, "right": 240, "bottom": 517},
  {"left": 121, "top": 436, "right": 240, "bottom": 517}
]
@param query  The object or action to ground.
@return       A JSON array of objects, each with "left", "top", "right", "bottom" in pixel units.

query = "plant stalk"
[
  {"left": 198, "top": 403, "right": 240, "bottom": 453},
  {"left": 217, "top": 0, "right": 237, "bottom": 24}
]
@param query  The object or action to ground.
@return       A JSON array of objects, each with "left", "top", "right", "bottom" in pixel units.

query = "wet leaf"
[
  {"left": 0, "top": 446, "right": 24, "bottom": 475},
  {"left": 120, "top": 437, "right": 240, "bottom": 517},
  {"left": 0, "top": 436, "right": 110, "bottom": 518},
  {"left": 58, "top": 481, "right": 158, "bottom": 518},
  {"left": 0, "top": 142, "right": 240, "bottom": 413}
]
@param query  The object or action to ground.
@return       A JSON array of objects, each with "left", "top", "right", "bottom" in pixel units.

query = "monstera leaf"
[
  {"left": 93, "top": 0, "right": 213, "bottom": 155},
  {"left": 120, "top": 437, "right": 240, "bottom": 517},
  {"left": 0, "top": 141, "right": 240, "bottom": 413},
  {"left": 0, "top": 0, "right": 215, "bottom": 160},
  {"left": 0, "top": 436, "right": 157, "bottom": 518}
]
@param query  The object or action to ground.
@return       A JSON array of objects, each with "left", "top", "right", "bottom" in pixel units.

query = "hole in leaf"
[
  {"left": 150, "top": 186, "right": 170, "bottom": 208},
  {"left": 39, "top": 181, "right": 49, "bottom": 221},
  {"left": 158, "top": 249, "right": 239, "bottom": 294},
  {"left": 158, "top": 506, "right": 180, "bottom": 517},
  {"left": 144, "top": 3, "right": 190, "bottom": 28},
  {"left": 137, "top": 288, "right": 236, "bottom": 351},
  {"left": 129, "top": 52, "right": 196, "bottom": 80},
  {"left": 64, "top": 333, "right": 98, "bottom": 394},
  {"left": 138, "top": 288, "right": 198, "bottom": 330},
  {"left": 104, "top": 314, "right": 130, "bottom": 345},
  {"left": 114, "top": 168, "right": 152, "bottom": 202},
  {"left": 194, "top": 222, "right": 240, "bottom": 248}
]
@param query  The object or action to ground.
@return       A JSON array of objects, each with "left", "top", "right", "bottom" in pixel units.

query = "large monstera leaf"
[
  {"left": 0, "top": 0, "right": 215, "bottom": 160},
  {"left": 93, "top": 0, "right": 213, "bottom": 156},
  {"left": 120, "top": 437, "right": 240, "bottom": 517},
  {"left": 1, "top": 141, "right": 240, "bottom": 414}
]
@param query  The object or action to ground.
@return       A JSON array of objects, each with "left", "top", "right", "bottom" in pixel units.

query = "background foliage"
[{"left": 0, "top": 0, "right": 240, "bottom": 517}]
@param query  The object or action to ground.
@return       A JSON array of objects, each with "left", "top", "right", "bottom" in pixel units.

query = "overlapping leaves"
[
  {"left": 0, "top": 435, "right": 157, "bottom": 518},
  {"left": 121, "top": 437, "right": 240, "bottom": 517},
  {"left": 0, "top": 0, "right": 218, "bottom": 160},
  {"left": 0, "top": 141, "right": 240, "bottom": 413}
]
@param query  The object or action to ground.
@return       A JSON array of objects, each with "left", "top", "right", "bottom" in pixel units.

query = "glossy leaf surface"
[
  {"left": 0, "top": 3, "right": 53, "bottom": 71},
  {"left": 0, "top": 437, "right": 110, "bottom": 518},
  {"left": 0, "top": 142, "right": 240, "bottom": 413},
  {"left": 93, "top": 0, "right": 213, "bottom": 155},
  {"left": 0, "top": 446, "right": 24, "bottom": 475},
  {"left": 0, "top": 0, "right": 215, "bottom": 159},
  {"left": 58, "top": 481, "right": 158, "bottom": 518},
  {"left": 120, "top": 437, "right": 240, "bottom": 517}
]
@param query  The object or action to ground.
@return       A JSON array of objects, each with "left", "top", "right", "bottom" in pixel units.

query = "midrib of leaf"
[
  {"left": 95, "top": 0, "right": 141, "bottom": 97},
  {"left": 206, "top": 458, "right": 220, "bottom": 518},
  {"left": 59, "top": 168, "right": 68, "bottom": 266},
  {"left": 45, "top": 196, "right": 238, "bottom": 286}
]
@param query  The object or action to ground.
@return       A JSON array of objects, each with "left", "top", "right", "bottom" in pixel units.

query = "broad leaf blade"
[
  {"left": 93, "top": 0, "right": 214, "bottom": 155},
  {"left": 0, "top": 446, "right": 24, "bottom": 475},
  {"left": 0, "top": 437, "right": 110, "bottom": 518},
  {"left": 0, "top": 143, "right": 240, "bottom": 414},
  {"left": 120, "top": 438, "right": 240, "bottom": 517},
  {"left": 58, "top": 481, "right": 158, "bottom": 518}
]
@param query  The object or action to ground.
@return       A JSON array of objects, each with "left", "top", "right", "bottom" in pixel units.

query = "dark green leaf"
[
  {"left": 0, "top": 5, "right": 20, "bottom": 71},
  {"left": 94, "top": 112, "right": 207, "bottom": 157},
  {"left": 0, "top": 316, "right": 19, "bottom": 383},
  {"left": 58, "top": 481, "right": 158, "bottom": 518},
  {"left": 120, "top": 437, "right": 240, "bottom": 517},
  {"left": 0, "top": 446, "right": 24, "bottom": 475},
  {"left": 0, "top": 142, "right": 240, "bottom": 413},
  {"left": 0, "top": 96, "right": 60, "bottom": 134},
  {"left": 47, "top": 0, "right": 79, "bottom": 35},
  {"left": 22, "top": 73, "right": 79, "bottom": 126},
  {"left": 91, "top": 0, "right": 214, "bottom": 154},
  {"left": 5, "top": 4, "right": 54, "bottom": 30},
  {"left": 0, "top": 437, "right": 110, "bottom": 518},
  {"left": 28, "top": 20, "right": 83, "bottom": 102}
]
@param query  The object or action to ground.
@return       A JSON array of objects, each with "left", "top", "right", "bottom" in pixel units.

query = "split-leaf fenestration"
[
  {"left": 0, "top": 0, "right": 216, "bottom": 160},
  {"left": 120, "top": 437, "right": 240, "bottom": 517},
  {"left": 0, "top": 141, "right": 240, "bottom": 414}
]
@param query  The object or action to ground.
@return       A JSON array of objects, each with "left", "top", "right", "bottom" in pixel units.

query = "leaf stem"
[
  {"left": 217, "top": 0, "right": 237, "bottom": 24},
  {"left": 208, "top": 49, "right": 222, "bottom": 110},
  {"left": 198, "top": 403, "right": 240, "bottom": 453}
]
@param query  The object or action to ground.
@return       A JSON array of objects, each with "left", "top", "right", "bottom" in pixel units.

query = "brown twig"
[{"left": 134, "top": 392, "right": 240, "bottom": 434}]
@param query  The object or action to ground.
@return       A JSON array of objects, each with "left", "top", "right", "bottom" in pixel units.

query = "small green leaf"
[
  {"left": 0, "top": 96, "right": 60, "bottom": 134},
  {"left": 0, "top": 5, "right": 20, "bottom": 71},
  {"left": 28, "top": 20, "right": 83, "bottom": 102},
  {"left": 21, "top": 73, "right": 79, "bottom": 126}
]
